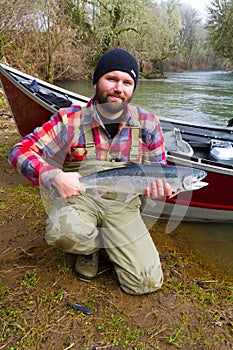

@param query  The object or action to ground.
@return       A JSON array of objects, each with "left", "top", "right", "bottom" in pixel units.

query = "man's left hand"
[{"left": 145, "top": 179, "right": 173, "bottom": 198}]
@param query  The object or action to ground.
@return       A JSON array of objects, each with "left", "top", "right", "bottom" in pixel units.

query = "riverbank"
[{"left": 0, "top": 97, "right": 232, "bottom": 349}]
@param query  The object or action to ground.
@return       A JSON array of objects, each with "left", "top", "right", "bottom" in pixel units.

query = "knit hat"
[{"left": 93, "top": 48, "right": 138, "bottom": 89}]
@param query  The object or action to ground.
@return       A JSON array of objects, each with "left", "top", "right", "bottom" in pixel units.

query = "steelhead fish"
[{"left": 79, "top": 163, "right": 208, "bottom": 199}]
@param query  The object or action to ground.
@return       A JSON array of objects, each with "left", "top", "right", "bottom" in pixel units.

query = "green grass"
[{"left": 0, "top": 110, "right": 233, "bottom": 350}]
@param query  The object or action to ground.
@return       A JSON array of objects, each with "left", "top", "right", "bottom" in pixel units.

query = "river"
[
  {"left": 56, "top": 71, "right": 233, "bottom": 279},
  {"left": 58, "top": 70, "right": 233, "bottom": 126}
]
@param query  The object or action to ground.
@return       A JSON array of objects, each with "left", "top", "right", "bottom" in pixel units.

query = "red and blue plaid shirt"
[{"left": 9, "top": 97, "right": 166, "bottom": 188}]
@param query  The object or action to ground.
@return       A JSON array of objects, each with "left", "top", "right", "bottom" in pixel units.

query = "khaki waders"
[{"left": 45, "top": 106, "right": 163, "bottom": 295}]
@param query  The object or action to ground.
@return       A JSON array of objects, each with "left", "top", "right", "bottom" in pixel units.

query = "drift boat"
[{"left": 0, "top": 63, "right": 232, "bottom": 222}]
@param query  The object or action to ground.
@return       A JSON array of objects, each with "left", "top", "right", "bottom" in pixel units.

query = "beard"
[
  {"left": 95, "top": 84, "right": 132, "bottom": 114},
  {"left": 97, "top": 100, "right": 127, "bottom": 114}
]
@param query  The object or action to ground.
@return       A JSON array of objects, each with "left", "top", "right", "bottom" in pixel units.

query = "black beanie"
[{"left": 93, "top": 48, "right": 138, "bottom": 89}]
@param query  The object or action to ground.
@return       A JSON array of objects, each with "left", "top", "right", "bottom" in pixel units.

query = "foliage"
[
  {"left": 0, "top": 0, "right": 229, "bottom": 82},
  {"left": 207, "top": 0, "right": 233, "bottom": 65},
  {"left": 179, "top": 5, "right": 203, "bottom": 70}
]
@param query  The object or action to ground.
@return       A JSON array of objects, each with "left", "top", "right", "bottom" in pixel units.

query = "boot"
[{"left": 75, "top": 252, "right": 99, "bottom": 280}]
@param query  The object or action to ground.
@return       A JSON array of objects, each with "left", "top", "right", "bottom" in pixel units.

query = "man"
[{"left": 9, "top": 48, "right": 172, "bottom": 295}]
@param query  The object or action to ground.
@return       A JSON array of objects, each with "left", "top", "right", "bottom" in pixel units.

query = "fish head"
[
  {"left": 169, "top": 169, "right": 208, "bottom": 197},
  {"left": 182, "top": 170, "right": 208, "bottom": 191}
]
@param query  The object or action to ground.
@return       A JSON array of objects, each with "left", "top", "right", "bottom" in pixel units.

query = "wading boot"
[{"left": 75, "top": 252, "right": 99, "bottom": 280}]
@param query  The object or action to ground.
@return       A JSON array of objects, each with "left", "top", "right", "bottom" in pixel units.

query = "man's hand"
[
  {"left": 52, "top": 171, "right": 85, "bottom": 198},
  {"left": 145, "top": 179, "right": 173, "bottom": 198}
]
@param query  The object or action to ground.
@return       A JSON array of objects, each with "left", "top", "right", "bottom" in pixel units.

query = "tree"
[
  {"left": 179, "top": 4, "right": 203, "bottom": 70},
  {"left": 207, "top": 0, "right": 233, "bottom": 66},
  {"left": 24, "top": 0, "right": 80, "bottom": 82},
  {"left": 120, "top": 0, "right": 183, "bottom": 75},
  {"left": 0, "top": 0, "right": 33, "bottom": 63},
  {"left": 87, "top": 0, "right": 142, "bottom": 66}
]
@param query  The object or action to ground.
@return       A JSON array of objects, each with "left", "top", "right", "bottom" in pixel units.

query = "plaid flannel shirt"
[{"left": 9, "top": 97, "right": 167, "bottom": 189}]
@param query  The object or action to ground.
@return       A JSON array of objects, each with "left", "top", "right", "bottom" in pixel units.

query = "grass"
[
  {"left": 1, "top": 251, "right": 232, "bottom": 349},
  {"left": 0, "top": 106, "right": 233, "bottom": 350},
  {"left": 0, "top": 88, "right": 9, "bottom": 111}
]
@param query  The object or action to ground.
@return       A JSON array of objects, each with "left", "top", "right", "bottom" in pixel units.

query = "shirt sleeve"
[{"left": 8, "top": 106, "right": 82, "bottom": 189}]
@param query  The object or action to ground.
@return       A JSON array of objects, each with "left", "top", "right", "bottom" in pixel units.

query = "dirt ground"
[{"left": 0, "top": 115, "right": 233, "bottom": 350}]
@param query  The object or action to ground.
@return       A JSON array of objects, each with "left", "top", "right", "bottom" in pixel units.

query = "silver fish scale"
[
  {"left": 81, "top": 164, "right": 205, "bottom": 181},
  {"left": 79, "top": 164, "right": 208, "bottom": 196}
]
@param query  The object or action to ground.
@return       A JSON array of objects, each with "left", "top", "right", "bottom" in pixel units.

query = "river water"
[{"left": 57, "top": 71, "right": 233, "bottom": 279}]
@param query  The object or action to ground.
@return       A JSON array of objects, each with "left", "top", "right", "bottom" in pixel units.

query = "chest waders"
[
  {"left": 62, "top": 105, "right": 142, "bottom": 175},
  {"left": 45, "top": 106, "right": 164, "bottom": 295}
]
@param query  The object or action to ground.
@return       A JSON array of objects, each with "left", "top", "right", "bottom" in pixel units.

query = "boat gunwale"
[
  {"left": 0, "top": 63, "right": 89, "bottom": 104},
  {"left": 166, "top": 153, "right": 233, "bottom": 174}
]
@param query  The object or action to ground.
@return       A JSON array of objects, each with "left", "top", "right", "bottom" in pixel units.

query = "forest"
[{"left": 0, "top": 0, "right": 233, "bottom": 82}]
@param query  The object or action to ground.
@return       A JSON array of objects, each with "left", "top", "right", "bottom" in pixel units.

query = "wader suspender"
[
  {"left": 81, "top": 107, "right": 98, "bottom": 158},
  {"left": 129, "top": 106, "right": 141, "bottom": 161},
  {"left": 82, "top": 105, "right": 140, "bottom": 161}
]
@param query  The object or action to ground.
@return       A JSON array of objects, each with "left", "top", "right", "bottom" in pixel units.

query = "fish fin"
[
  {"left": 90, "top": 189, "right": 108, "bottom": 198},
  {"left": 168, "top": 190, "right": 181, "bottom": 198},
  {"left": 125, "top": 193, "right": 139, "bottom": 203},
  {"left": 97, "top": 190, "right": 107, "bottom": 197}
]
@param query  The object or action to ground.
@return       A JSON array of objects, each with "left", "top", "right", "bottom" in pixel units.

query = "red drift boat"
[{"left": 0, "top": 63, "right": 233, "bottom": 223}]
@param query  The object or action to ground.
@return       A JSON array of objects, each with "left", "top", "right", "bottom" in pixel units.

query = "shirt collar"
[{"left": 82, "top": 96, "right": 137, "bottom": 127}]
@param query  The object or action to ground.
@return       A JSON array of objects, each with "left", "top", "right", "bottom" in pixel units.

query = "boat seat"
[
  {"left": 210, "top": 139, "right": 233, "bottom": 161},
  {"left": 21, "top": 79, "right": 72, "bottom": 108},
  {"left": 164, "top": 128, "right": 194, "bottom": 157}
]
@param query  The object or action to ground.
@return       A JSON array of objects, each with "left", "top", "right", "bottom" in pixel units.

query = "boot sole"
[{"left": 76, "top": 272, "right": 97, "bottom": 281}]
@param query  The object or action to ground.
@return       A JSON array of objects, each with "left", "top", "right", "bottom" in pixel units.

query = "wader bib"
[{"left": 45, "top": 105, "right": 163, "bottom": 295}]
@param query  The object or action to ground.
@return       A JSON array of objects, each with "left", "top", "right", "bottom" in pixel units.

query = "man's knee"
[
  {"left": 117, "top": 265, "right": 163, "bottom": 295},
  {"left": 45, "top": 213, "right": 99, "bottom": 254}
]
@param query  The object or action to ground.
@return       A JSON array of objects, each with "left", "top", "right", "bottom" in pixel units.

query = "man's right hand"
[{"left": 52, "top": 171, "right": 86, "bottom": 198}]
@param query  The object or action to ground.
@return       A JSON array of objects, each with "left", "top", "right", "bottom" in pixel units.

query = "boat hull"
[
  {"left": 1, "top": 63, "right": 232, "bottom": 223},
  {"left": 0, "top": 64, "right": 88, "bottom": 136},
  {"left": 0, "top": 72, "right": 54, "bottom": 136},
  {"left": 142, "top": 201, "right": 233, "bottom": 222},
  {"left": 141, "top": 154, "right": 233, "bottom": 222}
]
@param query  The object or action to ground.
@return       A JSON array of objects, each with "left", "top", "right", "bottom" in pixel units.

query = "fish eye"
[{"left": 198, "top": 171, "right": 205, "bottom": 180}]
